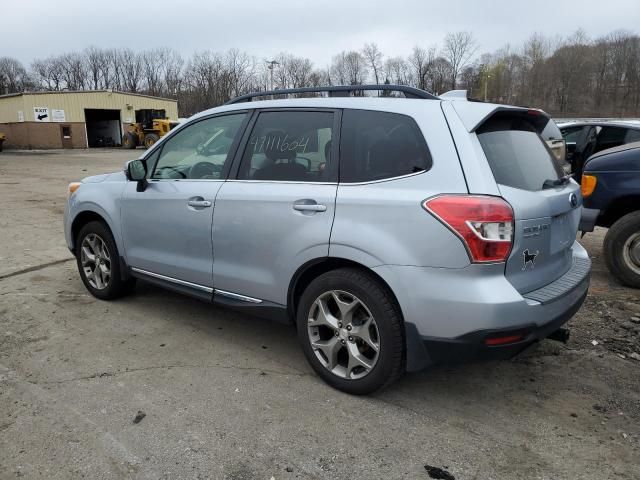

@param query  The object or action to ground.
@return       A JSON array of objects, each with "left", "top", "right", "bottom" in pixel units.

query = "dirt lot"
[{"left": 0, "top": 149, "right": 639, "bottom": 480}]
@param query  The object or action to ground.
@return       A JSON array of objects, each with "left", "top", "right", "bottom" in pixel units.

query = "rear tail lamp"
[
  {"left": 423, "top": 195, "right": 514, "bottom": 263},
  {"left": 581, "top": 174, "right": 597, "bottom": 198}
]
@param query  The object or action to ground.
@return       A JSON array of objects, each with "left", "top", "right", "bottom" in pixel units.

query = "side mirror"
[{"left": 125, "top": 160, "right": 148, "bottom": 192}]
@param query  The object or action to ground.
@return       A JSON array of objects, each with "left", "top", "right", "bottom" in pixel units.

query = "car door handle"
[
  {"left": 187, "top": 198, "right": 212, "bottom": 208},
  {"left": 293, "top": 203, "right": 327, "bottom": 212}
]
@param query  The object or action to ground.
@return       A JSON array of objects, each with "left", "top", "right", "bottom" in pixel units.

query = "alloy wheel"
[
  {"left": 307, "top": 290, "right": 380, "bottom": 380},
  {"left": 80, "top": 233, "right": 111, "bottom": 290}
]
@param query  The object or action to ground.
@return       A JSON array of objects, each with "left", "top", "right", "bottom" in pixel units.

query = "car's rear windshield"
[{"left": 477, "top": 113, "right": 563, "bottom": 191}]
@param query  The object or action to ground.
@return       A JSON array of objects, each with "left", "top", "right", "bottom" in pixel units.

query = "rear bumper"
[
  {"left": 420, "top": 286, "right": 587, "bottom": 364},
  {"left": 579, "top": 207, "right": 600, "bottom": 233},
  {"left": 373, "top": 241, "right": 591, "bottom": 371}
]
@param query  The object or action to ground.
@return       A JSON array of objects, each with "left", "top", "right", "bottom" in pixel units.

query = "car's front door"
[
  {"left": 212, "top": 109, "right": 339, "bottom": 305},
  {"left": 121, "top": 112, "right": 248, "bottom": 290}
]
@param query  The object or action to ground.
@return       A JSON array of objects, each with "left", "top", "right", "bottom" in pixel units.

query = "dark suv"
[{"left": 580, "top": 142, "right": 640, "bottom": 287}]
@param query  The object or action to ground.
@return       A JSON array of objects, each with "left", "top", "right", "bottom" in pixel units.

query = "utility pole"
[
  {"left": 266, "top": 60, "right": 280, "bottom": 91},
  {"left": 484, "top": 73, "right": 491, "bottom": 102}
]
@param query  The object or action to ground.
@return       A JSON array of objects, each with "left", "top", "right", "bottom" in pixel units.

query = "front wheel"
[
  {"left": 76, "top": 221, "right": 135, "bottom": 299},
  {"left": 296, "top": 268, "right": 404, "bottom": 395},
  {"left": 143, "top": 133, "right": 160, "bottom": 149},
  {"left": 604, "top": 211, "right": 640, "bottom": 288},
  {"left": 122, "top": 132, "right": 137, "bottom": 149}
]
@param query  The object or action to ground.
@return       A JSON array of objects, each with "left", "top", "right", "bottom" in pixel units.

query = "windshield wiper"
[{"left": 542, "top": 175, "right": 571, "bottom": 189}]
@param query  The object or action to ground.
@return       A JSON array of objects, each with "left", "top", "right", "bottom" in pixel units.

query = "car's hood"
[{"left": 82, "top": 171, "right": 126, "bottom": 183}]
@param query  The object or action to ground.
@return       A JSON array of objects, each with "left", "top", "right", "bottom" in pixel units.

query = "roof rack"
[{"left": 225, "top": 84, "right": 439, "bottom": 105}]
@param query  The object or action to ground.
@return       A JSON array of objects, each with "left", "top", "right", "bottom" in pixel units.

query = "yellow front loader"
[{"left": 122, "top": 109, "right": 178, "bottom": 149}]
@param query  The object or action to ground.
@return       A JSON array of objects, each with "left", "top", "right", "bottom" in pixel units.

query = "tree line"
[{"left": 1, "top": 29, "right": 639, "bottom": 117}]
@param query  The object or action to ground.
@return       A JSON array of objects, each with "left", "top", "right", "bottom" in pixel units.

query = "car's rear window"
[{"left": 477, "top": 114, "right": 563, "bottom": 191}]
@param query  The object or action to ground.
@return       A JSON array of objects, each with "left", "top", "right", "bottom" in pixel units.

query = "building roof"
[{"left": 0, "top": 90, "right": 177, "bottom": 102}]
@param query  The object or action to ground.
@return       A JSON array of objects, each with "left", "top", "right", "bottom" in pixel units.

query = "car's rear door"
[{"left": 211, "top": 109, "right": 339, "bottom": 305}]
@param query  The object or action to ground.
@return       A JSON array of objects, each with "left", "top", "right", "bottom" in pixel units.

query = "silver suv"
[{"left": 64, "top": 85, "right": 591, "bottom": 394}]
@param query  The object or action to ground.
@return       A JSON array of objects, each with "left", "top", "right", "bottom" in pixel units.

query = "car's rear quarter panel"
[{"left": 330, "top": 102, "right": 470, "bottom": 268}]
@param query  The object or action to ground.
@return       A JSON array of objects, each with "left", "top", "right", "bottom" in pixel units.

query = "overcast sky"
[{"left": 4, "top": 0, "right": 640, "bottom": 67}]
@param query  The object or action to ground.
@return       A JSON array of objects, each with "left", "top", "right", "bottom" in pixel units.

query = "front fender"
[{"left": 65, "top": 180, "right": 127, "bottom": 258}]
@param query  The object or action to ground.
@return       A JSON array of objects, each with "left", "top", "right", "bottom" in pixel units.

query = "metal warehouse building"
[{"left": 0, "top": 90, "right": 178, "bottom": 149}]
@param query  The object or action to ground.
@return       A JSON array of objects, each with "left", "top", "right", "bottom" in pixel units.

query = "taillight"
[
  {"left": 423, "top": 195, "right": 514, "bottom": 263},
  {"left": 581, "top": 174, "right": 597, "bottom": 197}
]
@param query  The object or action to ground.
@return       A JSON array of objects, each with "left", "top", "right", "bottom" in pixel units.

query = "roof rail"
[{"left": 225, "top": 84, "right": 439, "bottom": 105}]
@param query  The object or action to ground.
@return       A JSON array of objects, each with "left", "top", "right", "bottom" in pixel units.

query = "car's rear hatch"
[{"left": 451, "top": 104, "right": 582, "bottom": 294}]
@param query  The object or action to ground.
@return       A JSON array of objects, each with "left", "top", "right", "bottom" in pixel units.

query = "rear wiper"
[{"left": 542, "top": 175, "right": 571, "bottom": 189}]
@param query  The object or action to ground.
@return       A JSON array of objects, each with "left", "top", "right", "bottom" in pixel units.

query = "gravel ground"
[{"left": 0, "top": 149, "right": 639, "bottom": 480}]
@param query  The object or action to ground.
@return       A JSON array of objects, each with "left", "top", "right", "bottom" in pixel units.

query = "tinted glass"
[
  {"left": 477, "top": 115, "right": 563, "bottom": 191},
  {"left": 152, "top": 113, "right": 246, "bottom": 180},
  {"left": 624, "top": 128, "right": 640, "bottom": 143},
  {"left": 238, "top": 111, "right": 334, "bottom": 181},
  {"left": 340, "top": 110, "right": 431, "bottom": 183},
  {"left": 561, "top": 126, "right": 584, "bottom": 143},
  {"left": 595, "top": 126, "right": 627, "bottom": 153}
]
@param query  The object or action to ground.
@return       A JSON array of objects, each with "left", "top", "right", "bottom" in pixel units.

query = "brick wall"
[{"left": 0, "top": 122, "right": 87, "bottom": 149}]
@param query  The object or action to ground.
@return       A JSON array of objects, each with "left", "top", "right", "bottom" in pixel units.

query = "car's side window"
[
  {"left": 339, "top": 109, "right": 432, "bottom": 183},
  {"left": 237, "top": 111, "right": 334, "bottom": 182},
  {"left": 151, "top": 113, "right": 246, "bottom": 180},
  {"left": 624, "top": 128, "right": 640, "bottom": 143},
  {"left": 595, "top": 126, "right": 627, "bottom": 153},
  {"left": 561, "top": 126, "right": 584, "bottom": 143}
]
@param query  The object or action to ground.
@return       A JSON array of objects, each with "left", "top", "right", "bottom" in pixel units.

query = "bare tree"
[
  {"left": 141, "top": 48, "right": 169, "bottom": 96},
  {"left": 59, "top": 52, "right": 88, "bottom": 90},
  {"left": 383, "top": 57, "right": 411, "bottom": 86},
  {"left": 330, "top": 51, "right": 368, "bottom": 86},
  {"left": 0, "top": 57, "right": 31, "bottom": 94},
  {"left": 119, "top": 49, "right": 143, "bottom": 93},
  {"left": 84, "top": 47, "right": 109, "bottom": 90},
  {"left": 163, "top": 49, "right": 184, "bottom": 97},
  {"left": 442, "top": 31, "right": 477, "bottom": 89},
  {"left": 408, "top": 45, "right": 435, "bottom": 90},
  {"left": 362, "top": 43, "right": 383, "bottom": 84}
]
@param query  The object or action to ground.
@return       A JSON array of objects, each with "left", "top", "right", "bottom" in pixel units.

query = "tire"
[
  {"left": 75, "top": 221, "right": 136, "bottom": 300},
  {"left": 143, "top": 133, "right": 160, "bottom": 149},
  {"left": 603, "top": 211, "right": 640, "bottom": 288},
  {"left": 122, "top": 132, "right": 137, "bottom": 149},
  {"left": 296, "top": 268, "right": 404, "bottom": 395}
]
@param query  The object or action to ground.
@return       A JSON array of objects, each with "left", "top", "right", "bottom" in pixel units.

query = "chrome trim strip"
[
  {"left": 226, "top": 179, "right": 337, "bottom": 185},
  {"left": 130, "top": 267, "right": 213, "bottom": 293},
  {"left": 338, "top": 169, "right": 427, "bottom": 186},
  {"left": 214, "top": 289, "right": 263, "bottom": 304}
]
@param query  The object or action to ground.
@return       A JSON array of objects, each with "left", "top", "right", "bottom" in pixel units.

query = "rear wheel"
[
  {"left": 604, "top": 211, "right": 640, "bottom": 288},
  {"left": 296, "top": 268, "right": 404, "bottom": 394},
  {"left": 122, "top": 132, "right": 137, "bottom": 149},
  {"left": 143, "top": 133, "right": 160, "bottom": 149},
  {"left": 76, "top": 221, "right": 135, "bottom": 300}
]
